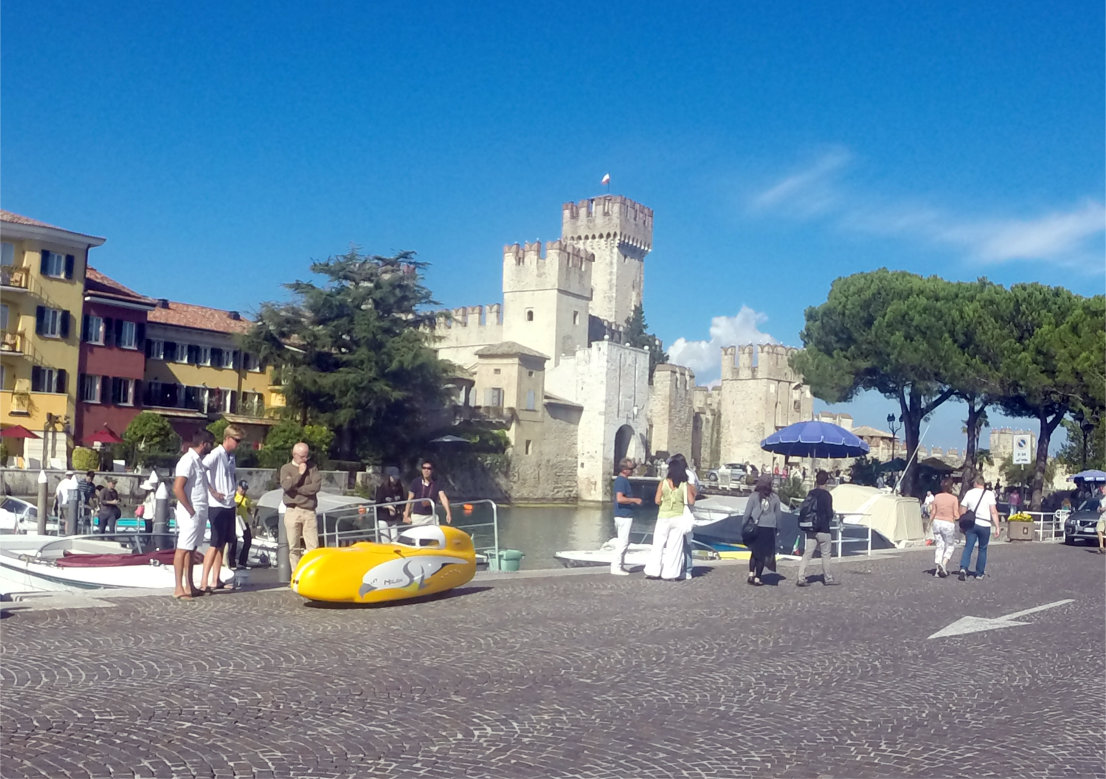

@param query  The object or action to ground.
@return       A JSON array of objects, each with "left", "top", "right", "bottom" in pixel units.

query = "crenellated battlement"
[
  {"left": 561, "top": 195, "right": 653, "bottom": 253},
  {"left": 502, "top": 239, "right": 593, "bottom": 298},
  {"left": 435, "top": 303, "right": 503, "bottom": 329},
  {"left": 721, "top": 344, "right": 802, "bottom": 382}
]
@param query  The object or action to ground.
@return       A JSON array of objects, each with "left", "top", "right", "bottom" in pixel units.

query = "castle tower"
[
  {"left": 561, "top": 195, "right": 653, "bottom": 327},
  {"left": 501, "top": 240, "right": 593, "bottom": 367}
]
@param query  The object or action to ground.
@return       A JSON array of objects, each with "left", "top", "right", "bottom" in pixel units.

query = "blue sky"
[{"left": 3, "top": 1, "right": 1103, "bottom": 452}]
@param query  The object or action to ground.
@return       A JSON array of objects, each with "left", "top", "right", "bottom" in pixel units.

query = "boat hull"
[{"left": 291, "top": 525, "right": 476, "bottom": 603}]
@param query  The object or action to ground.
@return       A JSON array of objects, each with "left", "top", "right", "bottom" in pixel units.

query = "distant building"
[
  {"left": 1, "top": 211, "right": 105, "bottom": 467},
  {"left": 75, "top": 268, "right": 157, "bottom": 447}
]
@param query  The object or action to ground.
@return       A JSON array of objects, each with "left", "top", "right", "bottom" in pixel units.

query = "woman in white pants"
[
  {"left": 644, "top": 456, "right": 695, "bottom": 581},
  {"left": 929, "top": 478, "right": 962, "bottom": 578}
]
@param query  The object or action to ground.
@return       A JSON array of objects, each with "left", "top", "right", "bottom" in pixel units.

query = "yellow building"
[
  {"left": 1, "top": 211, "right": 105, "bottom": 467},
  {"left": 143, "top": 299, "right": 282, "bottom": 448}
]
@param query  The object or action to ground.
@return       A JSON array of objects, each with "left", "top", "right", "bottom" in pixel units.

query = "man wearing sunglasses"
[{"left": 404, "top": 460, "right": 452, "bottom": 526}]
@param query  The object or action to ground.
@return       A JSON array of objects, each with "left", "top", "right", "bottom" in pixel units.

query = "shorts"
[
  {"left": 1096, "top": 517, "right": 1106, "bottom": 534},
  {"left": 175, "top": 506, "right": 208, "bottom": 551},
  {"left": 208, "top": 507, "right": 236, "bottom": 548},
  {"left": 410, "top": 513, "right": 438, "bottom": 526}
]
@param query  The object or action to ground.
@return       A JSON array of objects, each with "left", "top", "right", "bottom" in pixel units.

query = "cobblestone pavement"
[{"left": 2, "top": 541, "right": 1103, "bottom": 778}]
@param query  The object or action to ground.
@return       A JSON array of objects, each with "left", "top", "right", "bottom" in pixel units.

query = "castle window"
[
  {"left": 573, "top": 311, "right": 580, "bottom": 325},
  {"left": 526, "top": 390, "right": 535, "bottom": 410},
  {"left": 527, "top": 371, "right": 534, "bottom": 378},
  {"left": 493, "top": 368, "right": 501, "bottom": 375},
  {"left": 526, "top": 309, "right": 534, "bottom": 322},
  {"left": 525, "top": 440, "right": 533, "bottom": 455}
]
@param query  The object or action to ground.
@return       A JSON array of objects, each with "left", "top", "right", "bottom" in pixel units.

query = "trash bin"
[{"left": 495, "top": 549, "right": 524, "bottom": 572}]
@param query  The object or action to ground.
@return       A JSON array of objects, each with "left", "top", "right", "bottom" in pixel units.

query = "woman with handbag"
[
  {"left": 958, "top": 475, "right": 999, "bottom": 581},
  {"left": 929, "top": 478, "right": 962, "bottom": 578},
  {"left": 742, "top": 475, "right": 780, "bottom": 586},
  {"left": 644, "top": 455, "right": 695, "bottom": 581}
]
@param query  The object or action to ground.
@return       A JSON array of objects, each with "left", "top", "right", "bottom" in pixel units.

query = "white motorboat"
[
  {"left": 0, "top": 532, "right": 235, "bottom": 597},
  {"left": 554, "top": 537, "right": 720, "bottom": 568}
]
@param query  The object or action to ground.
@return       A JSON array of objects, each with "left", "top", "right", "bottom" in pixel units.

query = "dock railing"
[{"left": 320, "top": 497, "right": 501, "bottom": 564}]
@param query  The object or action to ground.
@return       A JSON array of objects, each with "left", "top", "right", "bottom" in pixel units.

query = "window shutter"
[
  {"left": 64, "top": 254, "right": 75, "bottom": 279},
  {"left": 36, "top": 306, "right": 45, "bottom": 335},
  {"left": 145, "top": 339, "right": 154, "bottom": 358},
  {"left": 57, "top": 369, "right": 67, "bottom": 394},
  {"left": 32, "top": 366, "right": 42, "bottom": 392},
  {"left": 39, "top": 251, "right": 48, "bottom": 275},
  {"left": 82, "top": 315, "right": 90, "bottom": 342},
  {"left": 187, "top": 345, "right": 198, "bottom": 364},
  {"left": 212, "top": 347, "right": 223, "bottom": 367},
  {"left": 102, "top": 376, "right": 111, "bottom": 404},
  {"left": 103, "top": 317, "right": 114, "bottom": 346},
  {"left": 165, "top": 341, "right": 177, "bottom": 361},
  {"left": 136, "top": 322, "right": 145, "bottom": 348},
  {"left": 60, "top": 312, "right": 70, "bottom": 339},
  {"left": 114, "top": 319, "right": 124, "bottom": 346},
  {"left": 134, "top": 380, "right": 142, "bottom": 407}
]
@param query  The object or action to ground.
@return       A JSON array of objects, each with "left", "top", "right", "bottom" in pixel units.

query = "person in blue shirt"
[{"left": 611, "top": 458, "right": 642, "bottom": 575}]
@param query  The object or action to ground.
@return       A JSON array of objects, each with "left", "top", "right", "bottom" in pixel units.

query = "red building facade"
[{"left": 75, "top": 269, "right": 156, "bottom": 445}]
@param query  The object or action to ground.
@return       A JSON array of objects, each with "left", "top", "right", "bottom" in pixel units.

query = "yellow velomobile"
[{"left": 291, "top": 524, "right": 477, "bottom": 604}]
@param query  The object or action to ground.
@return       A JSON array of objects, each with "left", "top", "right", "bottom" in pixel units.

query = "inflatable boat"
[{"left": 291, "top": 524, "right": 477, "bottom": 603}]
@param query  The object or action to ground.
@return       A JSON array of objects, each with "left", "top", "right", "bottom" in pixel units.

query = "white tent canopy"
[
  {"left": 830, "top": 484, "right": 925, "bottom": 547},
  {"left": 257, "top": 489, "right": 368, "bottom": 513}
]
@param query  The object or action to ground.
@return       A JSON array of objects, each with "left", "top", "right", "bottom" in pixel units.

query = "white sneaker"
[
  {"left": 684, "top": 572, "right": 693, "bottom": 580},
  {"left": 610, "top": 568, "right": 630, "bottom": 576}
]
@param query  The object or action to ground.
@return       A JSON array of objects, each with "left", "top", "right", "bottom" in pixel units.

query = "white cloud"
[
  {"left": 750, "top": 148, "right": 851, "bottom": 217},
  {"left": 749, "top": 151, "right": 1106, "bottom": 269},
  {"left": 668, "top": 307, "right": 778, "bottom": 384}
]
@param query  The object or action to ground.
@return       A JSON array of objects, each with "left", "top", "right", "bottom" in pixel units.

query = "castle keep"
[{"left": 432, "top": 195, "right": 812, "bottom": 502}]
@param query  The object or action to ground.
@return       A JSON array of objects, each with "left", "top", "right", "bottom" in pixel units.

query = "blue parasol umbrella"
[
  {"left": 1067, "top": 469, "right": 1106, "bottom": 483},
  {"left": 760, "top": 420, "right": 870, "bottom": 459}
]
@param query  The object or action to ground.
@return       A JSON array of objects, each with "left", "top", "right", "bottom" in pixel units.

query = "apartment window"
[
  {"left": 117, "top": 320, "right": 137, "bottom": 349},
  {"left": 526, "top": 390, "right": 535, "bottom": 411},
  {"left": 147, "top": 339, "right": 165, "bottom": 360},
  {"left": 185, "top": 344, "right": 211, "bottom": 366},
  {"left": 80, "top": 375, "right": 103, "bottom": 403},
  {"left": 0, "top": 304, "right": 7, "bottom": 331},
  {"left": 1, "top": 243, "right": 13, "bottom": 267},
  {"left": 40, "top": 251, "right": 74, "bottom": 279},
  {"left": 145, "top": 381, "right": 180, "bottom": 408},
  {"left": 484, "top": 387, "right": 503, "bottom": 407},
  {"left": 243, "top": 352, "right": 262, "bottom": 372},
  {"left": 240, "top": 390, "right": 264, "bottom": 416},
  {"left": 35, "top": 306, "right": 69, "bottom": 339},
  {"left": 31, "top": 366, "right": 67, "bottom": 393},
  {"left": 83, "top": 315, "right": 105, "bottom": 345},
  {"left": 111, "top": 377, "right": 136, "bottom": 406}
]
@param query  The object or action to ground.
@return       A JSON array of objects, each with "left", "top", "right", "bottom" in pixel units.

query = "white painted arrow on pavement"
[{"left": 927, "top": 599, "right": 1074, "bottom": 639}]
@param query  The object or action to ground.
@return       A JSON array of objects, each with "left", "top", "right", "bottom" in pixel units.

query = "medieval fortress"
[{"left": 432, "top": 195, "right": 811, "bottom": 502}]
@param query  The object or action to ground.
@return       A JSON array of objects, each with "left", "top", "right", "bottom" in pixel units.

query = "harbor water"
[{"left": 453, "top": 502, "right": 661, "bottom": 571}]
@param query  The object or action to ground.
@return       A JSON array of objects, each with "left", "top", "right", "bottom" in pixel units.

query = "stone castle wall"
[{"left": 648, "top": 363, "right": 696, "bottom": 461}]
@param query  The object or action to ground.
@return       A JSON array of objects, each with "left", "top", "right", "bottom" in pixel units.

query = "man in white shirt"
[
  {"left": 53, "top": 470, "right": 78, "bottom": 518},
  {"left": 172, "top": 429, "right": 216, "bottom": 599},
  {"left": 200, "top": 425, "right": 243, "bottom": 592},
  {"left": 958, "top": 476, "right": 1000, "bottom": 581}
]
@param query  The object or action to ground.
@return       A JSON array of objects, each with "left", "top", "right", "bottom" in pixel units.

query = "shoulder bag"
[
  {"left": 678, "top": 483, "right": 696, "bottom": 535},
  {"left": 959, "top": 491, "right": 984, "bottom": 533}
]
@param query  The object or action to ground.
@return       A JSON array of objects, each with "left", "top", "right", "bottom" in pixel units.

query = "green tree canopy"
[
  {"left": 122, "top": 412, "right": 179, "bottom": 467},
  {"left": 258, "top": 421, "right": 336, "bottom": 468},
  {"left": 242, "top": 249, "right": 451, "bottom": 463},
  {"left": 622, "top": 303, "right": 668, "bottom": 381}
]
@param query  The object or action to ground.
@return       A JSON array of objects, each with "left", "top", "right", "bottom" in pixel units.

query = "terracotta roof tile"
[
  {"left": 85, "top": 267, "right": 157, "bottom": 306},
  {"left": 0, "top": 210, "right": 105, "bottom": 242},
  {"left": 147, "top": 299, "right": 254, "bottom": 335}
]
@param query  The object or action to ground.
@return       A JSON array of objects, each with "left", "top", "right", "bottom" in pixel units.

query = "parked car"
[
  {"left": 1063, "top": 496, "right": 1102, "bottom": 545},
  {"left": 0, "top": 497, "right": 37, "bottom": 532},
  {"left": 706, "top": 463, "right": 748, "bottom": 485}
]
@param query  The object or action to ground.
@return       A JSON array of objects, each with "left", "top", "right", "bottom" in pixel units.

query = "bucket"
[{"left": 494, "top": 549, "right": 524, "bottom": 572}]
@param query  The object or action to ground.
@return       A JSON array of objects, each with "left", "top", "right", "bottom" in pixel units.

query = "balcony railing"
[
  {"left": 0, "top": 331, "right": 24, "bottom": 355},
  {"left": 0, "top": 267, "right": 29, "bottom": 290}
]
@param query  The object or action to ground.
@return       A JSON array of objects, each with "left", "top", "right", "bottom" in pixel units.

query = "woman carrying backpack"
[{"left": 742, "top": 475, "right": 780, "bottom": 586}]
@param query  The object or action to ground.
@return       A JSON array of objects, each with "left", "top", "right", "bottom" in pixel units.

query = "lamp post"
[
  {"left": 886, "top": 413, "right": 902, "bottom": 463},
  {"left": 1074, "top": 409, "right": 1096, "bottom": 470}
]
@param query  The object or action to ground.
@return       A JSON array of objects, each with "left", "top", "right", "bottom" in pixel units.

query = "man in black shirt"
[{"left": 797, "top": 470, "right": 840, "bottom": 587}]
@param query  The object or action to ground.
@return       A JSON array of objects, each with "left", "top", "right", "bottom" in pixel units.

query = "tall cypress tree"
[{"left": 623, "top": 303, "right": 668, "bottom": 382}]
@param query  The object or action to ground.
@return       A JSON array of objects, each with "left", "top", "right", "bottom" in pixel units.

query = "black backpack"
[{"left": 797, "top": 492, "right": 818, "bottom": 532}]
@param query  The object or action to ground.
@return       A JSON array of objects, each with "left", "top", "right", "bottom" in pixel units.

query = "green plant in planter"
[
  {"left": 72, "top": 446, "right": 100, "bottom": 472},
  {"left": 1007, "top": 512, "right": 1034, "bottom": 522}
]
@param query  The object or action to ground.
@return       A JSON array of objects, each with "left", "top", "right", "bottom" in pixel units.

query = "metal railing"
[{"left": 317, "top": 497, "right": 502, "bottom": 564}]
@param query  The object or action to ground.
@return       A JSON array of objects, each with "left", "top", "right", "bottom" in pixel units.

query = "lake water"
[{"left": 453, "top": 502, "right": 661, "bottom": 571}]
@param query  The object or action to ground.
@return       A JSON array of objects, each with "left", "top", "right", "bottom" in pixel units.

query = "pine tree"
[{"left": 623, "top": 303, "right": 668, "bottom": 382}]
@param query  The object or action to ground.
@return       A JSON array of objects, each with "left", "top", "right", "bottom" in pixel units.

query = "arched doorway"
[{"left": 613, "top": 424, "right": 634, "bottom": 472}]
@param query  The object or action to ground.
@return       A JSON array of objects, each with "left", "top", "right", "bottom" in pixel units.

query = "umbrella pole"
[{"left": 893, "top": 423, "right": 931, "bottom": 495}]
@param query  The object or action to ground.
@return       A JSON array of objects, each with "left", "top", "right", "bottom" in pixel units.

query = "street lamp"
[
  {"left": 1074, "top": 409, "right": 1096, "bottom": 470},
  {"left": 886, "top": 413, "right": 902, "bottom": 463}
]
